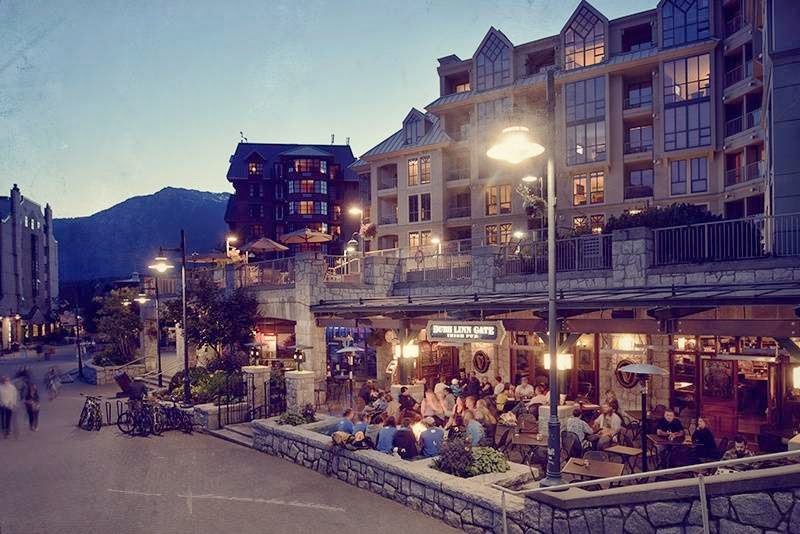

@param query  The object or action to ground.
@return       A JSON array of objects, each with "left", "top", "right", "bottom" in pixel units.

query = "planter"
[{"left": 82, "top": 362, "right": 147, "bottom": 386}]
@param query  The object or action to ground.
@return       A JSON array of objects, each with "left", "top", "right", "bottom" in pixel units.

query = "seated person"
[
  {"left": 691, "top": 417, "right": 718, "bottom": 461},
  {"left": 446, "top": 414, "right": 466, "bottom": 441},
  {"left": 371, "top": 391, "right": 388, "bottom": 413},
  {"left": 587, "top": 403, "right": 622, "bottom": 450},
  {"left": 353, "top": 412, "right": 369, "bottom": 435},
  {"left": 464, "top": 410, "right": 485, "bottom": 447},
  {"left": 479, "top": 376, "right": 493, "bottom": 398},
  {"left": 358, "top": 380, "right": 376, "bottom": 407},
  {"left": 392, "top": 417, "right": 419, "bottom": 459},
  {"left": 334, "top": 409, "right": 355, "bottom": 434},
  {"left": 385, "top": 394, "right": 401, "bottom": 420},
  {"left": 528, "top": 384, "right": 549, "bottom": 406},
  {"left": 433, "top": 376, "right": 448, "bottom": 398},
  {"left": 398, "top": 386, "right": 418, "bottom": 412},
  {"left": 656, "top": 409, "right": 686, "bottom": 442},
  {"left": 421, "top": 391, "right": 446, "bottom": 426},
  {"left": 449, "top": 378, "right": 462, "bottom": 398},
  {"left": 721, "top": 434, "right": 754, "bottom": 470},
  {"left": 495, "top": 384, "right": 510, "bottom": 413},
  {"left": 375, "top": 416, "right": 398, "bottom": 453},
  {"left": 493, "top": 376, "right": 506, "bottom": 397},
  {"left": 418, "top": 418, "right": 445, "bottom": 457},
  {"left": 515, "top": 377, "right": 535, "bottom": 401},
  {"left": 564, "top": 408, "right": 594, "bottom": 445}
]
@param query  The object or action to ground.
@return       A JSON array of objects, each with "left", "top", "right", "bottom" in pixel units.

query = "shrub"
[
  {"left": 92, "top": 346, "right": 133, "bottom": 366},
  {"left": 301, "top": 403, "right": 316, "bottom": 423},
  {"left": 468, "top": 447, "right": 510, "bottom": 476},
  {"left": 277, "top": 404, "right": 316, "bottom": 426},
  {"left": 605, "top": 203, "right": 721, "bottom": 233},
  {"left": 434, "top": 437, "right": 473, "bottom": 478}
]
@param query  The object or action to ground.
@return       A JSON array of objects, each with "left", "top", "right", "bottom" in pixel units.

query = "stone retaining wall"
[
  {"left": 193, "top": 401, "right": 251, "bottom": 430},
  {"left": 83, "top": 362, "right": 147, "bottom": 385}
]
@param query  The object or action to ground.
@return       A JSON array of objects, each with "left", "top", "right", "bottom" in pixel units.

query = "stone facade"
[
  {"left": 285, "top": 370, "right": 316, "bottom": 412},
  {"left": 82, "top": 362, "right": 147, "bottom": 386}
]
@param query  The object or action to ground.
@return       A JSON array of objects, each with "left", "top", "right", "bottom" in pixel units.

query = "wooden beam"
[
  {"left": 675, "top": 319, "right": 800, "bottom": 337},
  {"left": 501, "top": 319, "right": 547, "bottom": 332},
  {"left": 776, "top": 338, "right": 800, "bottom": 363},
  {"left": 564, "top": 319, "right": 661, "bottom": 334}
]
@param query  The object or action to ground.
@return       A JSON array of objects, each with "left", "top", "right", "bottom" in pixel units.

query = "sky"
[{"left": 0, "top": 0, "right": 655, "bottom": 218}]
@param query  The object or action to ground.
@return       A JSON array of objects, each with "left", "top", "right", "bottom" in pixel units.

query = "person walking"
[
  {"left": 24, "top": 382, "right": 40, "bottom": 431},
  {"left": 0, "top": 376, "right": 19, "bottom": 438}
]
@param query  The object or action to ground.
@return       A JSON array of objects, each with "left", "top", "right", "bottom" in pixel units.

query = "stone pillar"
[
  {"left": 140, "top": 302, "right": 158, "bottom": 372},
  {"left": 292, "top": 252, "right": 328, "bottom": 381},
  {"left": 612, "top": 227, "right": 653, "bottom": 287},
  {"left": 1, "top": 317, "right": 10, "bottom": 351},
  {"left": 362, "top": 255, "right": 400, "bottom": 291},
  {"left": 242, "top": 365, "right": 271, "bottom": 412},
  {"left": 471, "top": 245, "right": 499, "bottom": 294},
  {"left": 285, "top": 370, "right": 315, "bottom": 412},
  {"left": 175, "top": 324, "right": 185, "bottom": 373}
]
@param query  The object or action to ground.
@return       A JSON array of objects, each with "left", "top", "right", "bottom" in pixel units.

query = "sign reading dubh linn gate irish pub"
[{"left": 426, "top": 321, "right": 506, "bottom": 344}]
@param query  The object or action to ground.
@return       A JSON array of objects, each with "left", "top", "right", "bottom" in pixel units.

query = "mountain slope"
[{"left": 54, "top": 187, "right": 230, "bottom": 282}]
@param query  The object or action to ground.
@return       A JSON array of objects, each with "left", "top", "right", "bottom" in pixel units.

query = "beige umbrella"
[
  {"left": 241, "top": 237, "right": 289, "bottom": 253},
  {"left": 279, "top": 228, "right": 333, "bottom": 245}
]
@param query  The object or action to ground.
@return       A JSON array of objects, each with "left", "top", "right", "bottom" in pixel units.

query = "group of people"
[{"left": 0, "top": 367, "right": 60, "bottom": 437}]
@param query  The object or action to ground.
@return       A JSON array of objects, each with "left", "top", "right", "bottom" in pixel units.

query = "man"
[
  {"left": 564, "top": 408, "right": 594, "bottom": 445},
  {"left": 588, "top": 403, "right": 622, "bottom": 450},
  {"left": 418, "top": 417, "right": 445, "bottom": 457},
  {"left": 358, "top": 380, "right": 375, "bottom": 407},
  {"left": 398, "top": 386, "right": 417, "bottom": 412},
  {"left": 353, "top": 412, "right": 370, "bottom": 435},
  {"left": 335, "top": 408, "right": 355, "bottom": 434},
  {"left": 392, "top": 418, "right": 418, "bottom": 459},
  {"left": 493, "top": 376, "right": 505, "bottom": 396},
  {"left": 656, "top": 409, "right": 685, "bottom": 442},
  {"left": 465, "top": 372, "right": 480, "bottom": 398},
  {"left": 721, "top": 435, "right": 754, "bottom": 470},
  {"left": 0, "top": 376, "right": 18, "bottom": 438},
  {"left": 434, "top": 376, "right": 448, "bottom": 397},
  {"left": 464, "top": 410, "right": 485, "bottom": 447},
  {"left": 515, "top": 377, "right": 535, "bottom": 400}
]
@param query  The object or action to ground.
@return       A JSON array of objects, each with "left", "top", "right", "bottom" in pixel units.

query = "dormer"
[
  {"left": 658, "top": 0, "right": 711, "bottom": 48},
  {"left": 561, "top": 1, "right": 608, "bottom": 70},
  {"left": 473, "top": 27, "right": 513, "bottom": 92},
  {"left": 403, "top": 108, "right": 430, "bottom": 145}
]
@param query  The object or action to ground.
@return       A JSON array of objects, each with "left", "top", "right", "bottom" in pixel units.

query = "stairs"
[{"left": 206, "top": 422, "right": 255, "bottom": 449}]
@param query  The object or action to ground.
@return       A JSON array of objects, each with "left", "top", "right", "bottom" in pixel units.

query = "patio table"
[
  {"left": 647, "top": 434, "right": 694, "bottom": 468},
  {"left": 510, "top": 432, "right": 548, "bottom": 466},
  {"left": 605, "top": 445, "right": 643, "bottom": 473},
  {"left": 563, "top": 457, "right": 624, "bottom": 480}
]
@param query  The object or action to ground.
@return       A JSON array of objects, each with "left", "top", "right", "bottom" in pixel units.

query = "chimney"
[
  {"left": 10, "top": 184, "right": 20, "bottom": 214},
  {"left": 330, "top": 134, "right": 335, "bottom": 144}
]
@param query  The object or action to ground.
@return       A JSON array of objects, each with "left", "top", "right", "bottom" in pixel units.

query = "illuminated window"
[
  {"left": 420, "top": 156, "right": 431, "bottom": 184},
  {"left": 573, "top": 216, "right": 588, "bottom": 232},
  {"left": 409, "top": 232, "right": 420, "bottom": 248},
  {"left": 662, "top": 0, "right": 710, "bottom": 48},
  {"left": 664, "top": 55, "right": 711, "bottom": 151},
  {"left": 573, "top": 171, "right": 604, "bottom": 205},
  {"left": 248, "top": 161, "right": 263, "bottom": 177},
  {"left": 300, "top": 180, "right": 315, "bottom": 193},
  {"left": 590, "top": 214, "right": 605, "bottom": 234},
  {"left": 499, "top": 223, "right": 512, "bottom": 244},
  {"left": 294, "top": 159, "right": 323, "bottom": 173},
  {"left": 455, "top": 82, "right": 470, "bottom": 93},
  {"left": 565, "top": 77, "right": 605, "bottom": 165},
  {"left": 485, "top": 184, "right": 512, "bottom": 215},
  {"left": 408, "top": 158, "right": 419, "bottom": 186},
  {"left": 485, "top": 225, "right": 499, "bottom": 245},
  {"left": 475, "top": 32, "right": 511, "bottom": 92},
  {"left": 564, "top": 6, "right": 605, "bottom": 70}
]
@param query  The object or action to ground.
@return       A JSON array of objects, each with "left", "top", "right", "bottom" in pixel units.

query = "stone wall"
[
  {"left": 83, "top": 362, "right": 147, "bottom": 386},
  {"left": 193, "top": 401, "right": 251, "bottom": 430}
]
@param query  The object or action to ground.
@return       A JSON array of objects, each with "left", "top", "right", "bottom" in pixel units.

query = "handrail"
[{"left": 114, "top": 355, "right": 147, "bottom": 373}]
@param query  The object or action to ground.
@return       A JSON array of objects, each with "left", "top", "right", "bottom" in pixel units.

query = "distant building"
[
  {"left": 224, "top": 143, "right": 362, "bottom": 255},
  {"left": 0, "top": 184, "right": 59, "bottom": 349}
]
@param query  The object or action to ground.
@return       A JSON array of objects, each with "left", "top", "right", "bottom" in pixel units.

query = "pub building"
[{"left": 313, "top": 282, "right": 800, "bottom": 450}]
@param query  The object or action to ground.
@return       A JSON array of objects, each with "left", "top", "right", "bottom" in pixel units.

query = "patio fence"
[
  {"left": 497, "top": 234, "right": 613, "bottom": 276},
  {"left": 653, "top": 213, "right": 800, "bottom": 266},
  {"left": 400, "top": 251, "right": 473, "bottom": 282},
  {"left": 234, "top": 258, "right": 295, "bottom": 287},
  {"left": 324, "top": 255, "right": 362, "bottom": 282}
]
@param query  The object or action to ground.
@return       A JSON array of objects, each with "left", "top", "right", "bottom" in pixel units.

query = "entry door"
[{"left": 700, "top": 359, "right": 737, "bottom": 437}]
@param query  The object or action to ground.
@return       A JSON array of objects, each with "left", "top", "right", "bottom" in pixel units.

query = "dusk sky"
[{"left": 1, "top": 0, "right": 654, "bottom": 218}]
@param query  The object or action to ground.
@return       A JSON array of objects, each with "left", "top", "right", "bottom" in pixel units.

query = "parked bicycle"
[
  {"left": 160, "top": 397, "right": 194, "bottom": 434},
  {"left": 78, "top": 394, "right": 103, "bottom": 431},
  {"left": 117, "top": 399, "right": 160, "bottom": 436}
]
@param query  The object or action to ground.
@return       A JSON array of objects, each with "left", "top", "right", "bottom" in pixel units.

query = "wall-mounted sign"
[
  {"left": 426, "top": 321, "right": 505, "bottom": 345},
  {"left": 473, "top": 351, "right": 491, "bottom": 373}
]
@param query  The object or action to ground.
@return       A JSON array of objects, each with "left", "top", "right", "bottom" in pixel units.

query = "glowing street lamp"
[
  {"left": 543, "top": 352, "right": 574, "bottom": 370},
  {"left": 148, "top": 256, "right": 175, "bottom": 274},
  {"left": 521, "top": 175, "right": 540, "bottom": 183},
  {"left": 513, "top": 230, "right": 526, "bottom": 240},
  {"left": 225, "top": 235, "right": 238, "bottom": 257},
  {"left": 486, "top": 126, "right": 545, "bottom": 164}
]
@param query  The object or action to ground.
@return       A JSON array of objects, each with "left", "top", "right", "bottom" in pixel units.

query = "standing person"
[
  {"left": 24, "top": 382, "right": 40, "bottom": 431},
  {"left": 0, "top": 376, "right": 18, "bottom": 438},
  {"left": 45, "top": 367, "right": 61, "bottom": 400}
]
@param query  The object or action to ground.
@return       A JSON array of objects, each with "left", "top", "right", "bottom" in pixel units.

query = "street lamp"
[
  {"left": 431, "top": 236, "right": 441, "bottom": 255},
  {"left": 225, "top": 235, "right": 238, "bottom": 257},
  {"left": 149, "top": 229, "right": 191, "bottom": 406},
  {"left": 486, "top": 69, "right": 562, "bottom": 486}
]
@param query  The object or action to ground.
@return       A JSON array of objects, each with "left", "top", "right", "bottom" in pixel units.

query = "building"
[
  {"left": 224, "top": 142, "right": 361, "bottom": 255},
  {"left": 0, "top": 184, "right": 59, "bottom": 349},
  {"left": 361, "top": 0, "right": 776, "bottom": 251}
]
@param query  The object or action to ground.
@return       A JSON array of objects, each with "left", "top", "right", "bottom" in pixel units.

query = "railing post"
[
  {"left": 697, "top": 474, "right": 710, "bottom": 534},
  {"left": 501, "top": 491, "right": 508, "bottom": 534}
]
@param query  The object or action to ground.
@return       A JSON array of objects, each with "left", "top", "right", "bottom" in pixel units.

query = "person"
[
  {"left": 656, "top": 409, "right": 685, "bottom": 442},
  {"left": 529, "top": 384, "right": 549, "bottom": 405},
  {"left": 45, "top": 367, "right": 61, "bottom": 400},
  {"left": 398, "top": 386, "right": 417, "bottom": 412},
  {"left": 358, "top": 380, "right": 375, "bottom": 407},
  {"left": 0, "top": 376, "right": 17, "bottom": 438},
  {"left": 496, "top": 384, "right": 510, "bottom": 412},
  {"left": 376, "top": 416, "right": 398, "bottom": 453},
  {"left": 353, "top": 412, "right": 369, "bottom": 435},
  {"left": 446, "top": 414, "right": 466, "bottom": 440},
  {"left": 449, "top": 378, "right": 462, "bottom": 398},
  {"left": 371, "top": 391, "right": 388, "bottom": 413},
  {"left": 451, "top": 396, "right": 466, "bottom": 419},
  {"left": 479, "top": 376, "right": 493, "bottom": 398},
  {"left": 464, "top": 410, "right": 485, "bottom": 446},
  {"left": 421, "top": 391, "right": 446, "bottom": 426},
  {"left": 474, "top": 399, "right": 496, "bottom": 426},
  {"left": 385, "top": 394, "right": 401, "bottom": 420},
  {"left": 465, "top": 395, "right": 477, "bottom": 412},
  {"left": 691, "top": 418, "right": 718, "bottom": 461},
  {"left": 721, "top": 435, "right": 754, "bottom": 468},
  {"left": 335, "top": 409, "right": 356, "bottom": 434},
  {"left": 493, "top": 376, "right": 505, "bottom": 397},
  {"left": 565, "top": 408, "right": 594, "bottom": 445},
  {"left": 588, "top": 403, "right": 622, "bottom": 450},
  {"left": 515, "top": 377, "right": 535, "bottom": 400},
  {"left": 23, "top": 382, "right": 40, "bottom": 432},
  {"left": 434, "top": 376, "right": 448, "bottom": 398},
  {"left": 392, "top": 417, "right": 418, "bottom": 459},
  {"left": 418, "top": 417, "right": 445, "bottom": 457}
]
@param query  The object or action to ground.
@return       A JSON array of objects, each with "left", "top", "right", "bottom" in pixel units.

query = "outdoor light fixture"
[
  {"left": 431, "top": 237, "right": 441, "bottom": 245},
  {"left": 513, "top": 230, "right": 526, "bottom": 240},
  {"left": 225, "top": 235, "right": 238, "bottom": 257},
  {"left": 543, "top": 352, "right": 573, "bottom": 370},
  {"left": 148, "top": 256, "right": 175, "bottom": 274},
  {"left": 292, "top": 349, "right": 306, "bottom": 371},
  {"left": 521, "top": 175, "right": 539, "bottom": 183},
  {"left": 486, "top": 126, "right": 545, "bottom": 164},
  {"left": 393, "top": 341, "right": 419, "bottom": 360},
  {"left": 676, "top": 337, "right": 687, "bottom": 351},
  {"left": 618, "top": 335, "right": 636, "bottom": 351},
  {"left": 348, "top": 206, "right": 363, "bottom": 217},
  {"left": 134, "top": 293, "right": 150, "bottom": 305}
]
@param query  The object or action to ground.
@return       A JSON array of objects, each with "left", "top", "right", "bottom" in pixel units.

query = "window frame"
[
  {"left": 669, "top": 157, "right": 709, "bottom": 196},
  {"left": 407, "top": 158, "right": 420, "bottom": 187},
  {"left": 475, "top": 32, "right": 512, "bottom": 92},
  {"left": 565, "top": 77, "right": 606, "bottom": 165},
  {"left": 564, "top": 6, "right": 606, "bottom": 70},
  {"left": 662, "top": 0, "right": 710, "bottom": 48}
]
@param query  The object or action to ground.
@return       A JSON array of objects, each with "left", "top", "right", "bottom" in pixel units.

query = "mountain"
[{"left": 54, "top": 187, "right": 231, "bottom": 282}]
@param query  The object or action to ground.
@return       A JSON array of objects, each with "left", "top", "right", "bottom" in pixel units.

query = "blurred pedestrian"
[
  {"left": 24, "top": 382, "right": 40, "bottom": 431},
  {"left": 0, "top": 376, "right": 18, "bottom": 438}
]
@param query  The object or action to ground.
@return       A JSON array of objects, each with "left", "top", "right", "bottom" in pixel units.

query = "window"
[
  {"left": 248, "top": 161, "right": 263, "bottom": 177},
  {"left": 664, "top": 55, "right": 711, "bottom": 151},
  {"left": 625, "top": 125, "right": 653, "bottom": 153},
  {"left": 485, "top": 225, "right": 499, "bottom": 245},
  {"left": 477, "top": 97, "right": 511, "bottom": 124},
  {"left": 565, "top": 77, "right": 606, "bottom": 165},
  {"left": 408, "top": 194, "right": 431, "bottom": 222},
  {"left": 475, "top": 32, "right": 511, "bottom": 91},
  {"left": 455, "top": 82, "right": 470, "bottom": 93},
  {"left": 249, "top": 184, "right": 263, "bottom": 197},
  {"left": 300, "top": 180, "right": 315, "bottom": 193},
  {"left": 315, "top": 181, "right": 327, "bottom": 194},
  {"left": 572, "top": 216, "right": 588, "bottom": 233},
  {"left": 409, "top": 232, "right": 420, "bottom": 248},
  {"left": 625, "top": 82, "right": 652, "bottom": 109},
  {"left": 275, "top": 205, "right": 284, "bottom": 220},
  {"left": 409, "top": 231, "right": 432, "bottom": 248},
  {"left": 662, "top": 0, "right": 710, "bottom": 48},
  {"left": 294, "top": 159, "right": 324, "bottom": 173},
  {"left": 273, "top": 163, "right": 283, "bottom": 179},
  {"left": 249, "top": 204, "right": 264, "bottom": 218},
  {"left": 408, "top": 158, "right": 419, "bottom": 186},
  {"left": 251, "top": 224, "right": 264, "bottom": 238},
  {"left": 690, "top": 157, "right": 708, "bottom": 193},
  {"left": 316, "top": 201, "right": 328, "bottom": 215},
  {"left": 625, "top": 168, "right": 654, "bottom": 198},
  {"left": 573, "top": 171, "right": 604, "bottom": 205},
  {"left": 590, "top": 214, "right": 605, "bottom": 234},
  {"left": 499, "top": 223, "right": 512, "bottom": 244},
  {"left": 420, "top": 156, "right": 431, "bottom": 184},
  {"left": 408, "top": 195, "right": 419, "bottom": 223},
  {"left": 564, "top": 6, "right": 605, "bottom": 70},
  {"left": 421, "top": 194, "right": 431, "bottom": 221},
  {"left": 405, "top": 119, "right": 423, "bottom": 144},
  {"left": 670, "top": 157, "right": 708, "bottom": 195},
  {"left": 485, "top": 184, "right": 512, "bottom": 215}
]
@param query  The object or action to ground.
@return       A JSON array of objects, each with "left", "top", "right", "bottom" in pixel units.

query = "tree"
[
  {"left": 94, "top": 288, "right": 142, "bottom": 365},
  {"left": 162, "top": 272, "right": 258, "bottom": 366}
]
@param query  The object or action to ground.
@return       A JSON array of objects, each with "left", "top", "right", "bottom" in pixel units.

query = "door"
[{"left": 700, "top": 359, "right": 737, "bottom": 437}]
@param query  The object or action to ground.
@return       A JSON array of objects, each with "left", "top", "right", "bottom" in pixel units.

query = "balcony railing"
[
  {"left": 725, "top": 61, "right": 752, "bottom": 87},
  {"left": 725, "top": 108, "right": 761, "bottom": 137},
  {"left": 725, "top": 160, "right": 764, "bottom": 186},
  {"left": 379, "top": 214, "right": 398, "bottom": 225},
  {"left": 324, "top": 255, "right": 361, "bottom": 282},
  {"left": 377, "top": 176, "right": 398, "bottom": 190},
  {"left": 653, "top": 213, "right": 800, "bottom": 266},
  {"left": 623, "top": 95, "right": 652, "bottom": 110},
  {"left": 400, "top": 252, "right": 472, "bottom": 283},
  {"left": 497, "top": 234, "right": 613, "bottom": 275},
  {"left": 235, "top": 258, "right": 295, "bottom": 287},
  {"left": 624, "top": 141, "right": 653, "bottom": 154},
  {"left": 446, "top": 169, "right": 470, "bottom": 181},
  {"left": 624, "top": 185, "right": 654, "bottom": 199},
  {"left": 725, "top": 14, "right": 743, "bottom": 37},
  {"left": 446, "top": 206, "right": 471, "bottom": 219}
]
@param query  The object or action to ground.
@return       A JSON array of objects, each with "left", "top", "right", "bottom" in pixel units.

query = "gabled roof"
[
  {"left": 361, "top": 112, "right": 452, "bottom": 160},
  {"left": 426, "top": 69, "right": 548, "bottom": 110},
  {"left": 561, "top": 0, "right": 608, "bottom": 36},
  {"left": 226, "top": 143, "right": 355, "bottom": 181},
  {"left": 348, "top": 158, "right": 369, "bottom": 170},
  {"left": 279, "top": 146, "right": 334, "bottom": 158},
  {"left": 474, "top": 26, "right": 514, "bottom": 60}
]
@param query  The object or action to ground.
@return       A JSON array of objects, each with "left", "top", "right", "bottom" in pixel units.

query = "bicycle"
[
  {"left": 160, "top": 397, "right": 193, "bottom": 434},
  {"left": 78, "top": 394, "right": 103, "bottom": 431},
  {"left": 117, "top": 399, "right": 157, "bottom": 436}
]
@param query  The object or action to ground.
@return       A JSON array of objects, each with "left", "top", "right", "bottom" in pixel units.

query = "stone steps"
[
  {"left": 224, "top": 422, "right": 255, "bottom": 439},
  {"left": 205, "top": 427, "right": 254, "bottom": 448}
]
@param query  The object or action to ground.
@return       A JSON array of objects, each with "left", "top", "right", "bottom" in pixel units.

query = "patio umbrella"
[
  {"left": 279, "top": 228, "right": 333, "bottom": 245},
  {"left": 619, "top": 362, "right": 668, "bottom": 472},
  {"left": 241, "top": 237, "right": 288, "bottom": 254}
]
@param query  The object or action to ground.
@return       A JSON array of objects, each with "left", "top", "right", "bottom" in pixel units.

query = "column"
[
  {"left": 1, "top": 317, "right": 10, "bottom": 351},
  {"left": 175, "top": 324, "right": 185, "bottom": 373},
  {"left": 611, "top": 227, "right": 653, "bottom": 288},
  {"left": 242, "top": 365, "right": 271, "bottom": 414},
  {"left": 285, "top": 370, "right": 315, "bottom": 412},
  {"left": 140, "top": 302, "right": 158, "bottom": 372},
  {"left": 471, "top": 245, "right": 498, "bottom": 293}
]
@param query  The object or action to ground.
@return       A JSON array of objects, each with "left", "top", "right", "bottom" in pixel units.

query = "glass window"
[
  {"left": 590, "top": 214, "right": 605, "bottom": 234},
  {"left": 572, "top": 216, "right": 588, "bottom": 232},
  {"left": 300, "top": 180, "right": 315, "bottom": 193},
  {"left": 408, "top": 158, "right": 419, "bottom": 186},
  {"left": 573, "top": 175, "right": 588, "bottom": 206},
  {"left": 420, "top": 230, "right": 432, "bottom": 246},
  {"left": 564, "top": 5, "right": 605, "bottom": 70},
  {"left": 409, "top": 232, "right": 420, "bottom": 248},
  {"left": 499, "top": 184, "right": 511, "bottom": 214},
  {"left": 590, "top": 171, "right": 604, "bottom": 204},
  {"left": 664, "top": 101, "right": 711, "bottom": 150},
  {"left": 691, "top": 157, "right": 708, "bottom": 193},
  {"left": 664, "top": 55, "right": 710, "bottom": 104},
  {"left": 315, "top": 181, "right": 328, "bottom": 194},
  {"left": 475, "top": 32, "right": 511, "bottom": 91},
  {"left": 248, "top": 161, "right": 263, "bottom": 177},
  {"left": 477, "top": 97, "right": 511, "bottom": 124},
  {"left": 420, "top": 156, "right": 431, "bottom": 184},
  {"left": 275, "top": 184, "right": 284, "bottom": 199},
  {"left": 421, "top": 194, "right": 431, "bottom": 221},
  {"left": 626, "top": 168, "right": 654, "bottom": 198},
  {"left": 485, "top": 185, "right": 511, "bottom": 215},
  {"left": 565, "top": 77, "right": 606, "bottom": 165},
  {"left": 275, "top": 205, "right": 284, "bottom": 220},
  {"left": 625, "top": 82, "right": 652, "bottom": 108},
  {"left": 405, "top": 119, "right": 423, "bottom": 144},
  {"left": 565, "top": 77, "right": 605, "bottom": 122},
  {"left": 272, "top": 163, "right": 283, "bottom": 179},
  {"left": 573, "top": 171, "right": 604, "bottom": 205},
  {"left": 670, "top": 160, "right": 688, "bottom": 195},
  {"left": 662, "top": 0, "right": 710, "bottom": 48},
  {"left": 320, "top": 160, "right": 328, "bottom": 175},
  {"left": 626, "top": 125, "right": 653, "bottom": 152},
  {"left": 499, "top": 223, "right": 512, "bottom": 244},
  {"left": 485, "top": 225, "right": 498, "bottom": 245},
  {"left": 408, "top": 195, "right": 419, "bottom": 223},
  {"left": 664, "top": 55, "right": 711, "bottom": 151}
]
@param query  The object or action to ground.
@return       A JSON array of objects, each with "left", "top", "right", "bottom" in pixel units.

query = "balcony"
[
  {"left": 377, "top": 176, "right": 398, "bottom": 190},
  {"left": 623, "top": 95, "right": 652, "bottom": 111},
  {"left": 725, "top": 161, "right": 765, "bottom": 186},
  {"left": 624, "top": 185, "right": 654, "bottom": 199},
  {"left": 624, "top": 141, "right": 653, "bottom": 155},
  {"left": 725, "top": 15, "right": 743, "bottom": 37},
  {"left": 725, "top": 61, "right": 753, "bottom": 87},
  {"left": 446, "top": 206, "right": 471, "bottom": 219},
  {"left": 725, "top": 109, "right": 761, "bottom": 137},
  {"left": 447, "top": 169, "right": 470, "bottom": 182},
  {"left": 379, "top": 215, "right": 398, "bottom": 225}
]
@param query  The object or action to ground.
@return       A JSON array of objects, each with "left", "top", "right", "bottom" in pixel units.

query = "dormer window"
[
  {"left": 475, "top": 32, "right": 511, "bottom": 92},
  {"left": 404, "top": 118, "right": 423, "bottom": 145},
  {"left": 662, "top": 0, "right": 710, "bottom": 48},
  {"left": 248, "top": 161, "right": 263, "bottom": 177},
  {"left": 564, "top": 6, "right": 605, "bottom": 70}
]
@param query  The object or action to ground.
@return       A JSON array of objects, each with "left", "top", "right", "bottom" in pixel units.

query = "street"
[{"left": 0, "top": 352, "right": 456, "bottom": 534}]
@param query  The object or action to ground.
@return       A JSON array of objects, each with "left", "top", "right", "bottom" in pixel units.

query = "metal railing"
[
  {"left": 653, "top": 213, "right": 800, "bottom": 266},
  {"left": 324, "top": 255, "right": 362, "bottom": 282},
  {"left": 624, "top": 185, "right": 653, "bottom": 199},
  {"left": 446, "top": 169, "right": 470, "bottom": 181},
  {"left": 623, "top": 95, "right": 652, "bottom": 110},
  {"left": 725, "top": 160, "right": 764, "bottom": 186},
  {"left": 235, "top": 258, "right": 295, "bottom": 287},
  {"left": 725, "top": 14, "right": 743, "bottom": 37},
  {"left": 624, "top": 141, "right": 653, "bottom": 154},
  {"left": 446, "top": 206, "right": 471, "bottom": 219},
  {"left": 379, "top": 215, "right": 398, "bottom": 225},
  {"left": 725, "top": 61, "right": 753, "bottom": 87},
  {"left": 400, "top": 252, "right": 472, "bottom": 282},
  {"left": 377, "top": 176, "right": 398, "bottom": 190},
  {"left": 725, "top": 108, "right": 760, "bottom": 137},
  {"left": 363, "top": 247, "right": 402, "bottom": 258},
  {"left": 493, "top": 449, "right": 800, "bottom": 534},
  {"left": 497, "top": 234, "right": 612, "bottom": 275}
]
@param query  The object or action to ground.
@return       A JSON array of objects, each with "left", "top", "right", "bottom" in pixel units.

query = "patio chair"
[
  {"left": 561, "top": 431, "right": 583, "bottom": 462},
  {"left": 583, "top": 450, "right": 609, "bottom": 463}
]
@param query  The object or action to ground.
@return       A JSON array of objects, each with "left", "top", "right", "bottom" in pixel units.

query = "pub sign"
[{"left": 425, "top": 320, "right": 506, "bottom": 344}]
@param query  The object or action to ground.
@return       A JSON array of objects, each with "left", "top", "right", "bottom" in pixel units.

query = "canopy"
[
  {"left": 336, "top": 346, "right": 365, "bottom": 354},
  {"left": 241, "top": 237, "right": 288, "bottom": 253},
  {"left": 280, "top": 228, "right": 333, "bottom": 245}
]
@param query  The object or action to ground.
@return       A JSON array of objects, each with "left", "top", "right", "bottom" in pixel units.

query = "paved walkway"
[{"left": 0, "top": 360, "right": 457, "bottom": 534}]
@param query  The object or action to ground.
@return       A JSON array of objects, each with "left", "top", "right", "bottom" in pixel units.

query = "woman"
[
  {"left": 691, "top": 418, "right": 718, "bottom": 461},
  {"left": 495, "top": 383, "right": 510, "bottom": 412},
  {"left": 421, "top": 391, "right": 446, "bottom": 426},
  {"left": 479, "top": 376, "right": 493, "bottom": 398},
  {"left": 446, "top": 414, "right": 466, "bottom": 441},
  {"left": 385, "top": 394, "right": 401, "bottom": 421},
  {"left": 376, "top": 416, "right": 398, "bottom": 453},
  {"left": 451, "top": 396, "right": 466, "bottom": 418},
  {"left": 474, "top": 398, "right": 497, "bottom": 444},
  {"left": 24, "top": 382, "right": 40, "bottom": 431},
  {"left": 604, "top": 389, "right": 632, "bottom": 420}
]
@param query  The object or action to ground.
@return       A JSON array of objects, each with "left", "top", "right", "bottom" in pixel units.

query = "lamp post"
[
  {"left": 486, "top": 69, "right": 562, "bottom": 486},
  {"left": 618, "top": 362, "right": 668, "bottom": 472},
  {"left": 225, "top": 235, "right": 238, "bottom": 258},
  {"left": 149, "top": 229, "right": 190, "bottom": 406}
]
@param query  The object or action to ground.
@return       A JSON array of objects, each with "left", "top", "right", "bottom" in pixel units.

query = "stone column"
[
  {"left": 175, "top": 324, "right": 185, "bottom": 373},
  {"left": 140, "top": 302, "right": 158, "bottom": 372},
  {"left": 611, "top": 227, "right": 653, "bottom": 287},
  {"left": 292, "top": 252, "right": 328, "bottom": 381},
  {"left": 471, "top": 245, "right": 499, "bottom": 294},
  {"left": 285, "top": 370, "right": 315, "bottom": 412},
  {"left": 1, "top": 317, "right": 10, "bottom": 351},
  {"left": 242, "top": 365, "right": 271, "bottom": 413}
]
